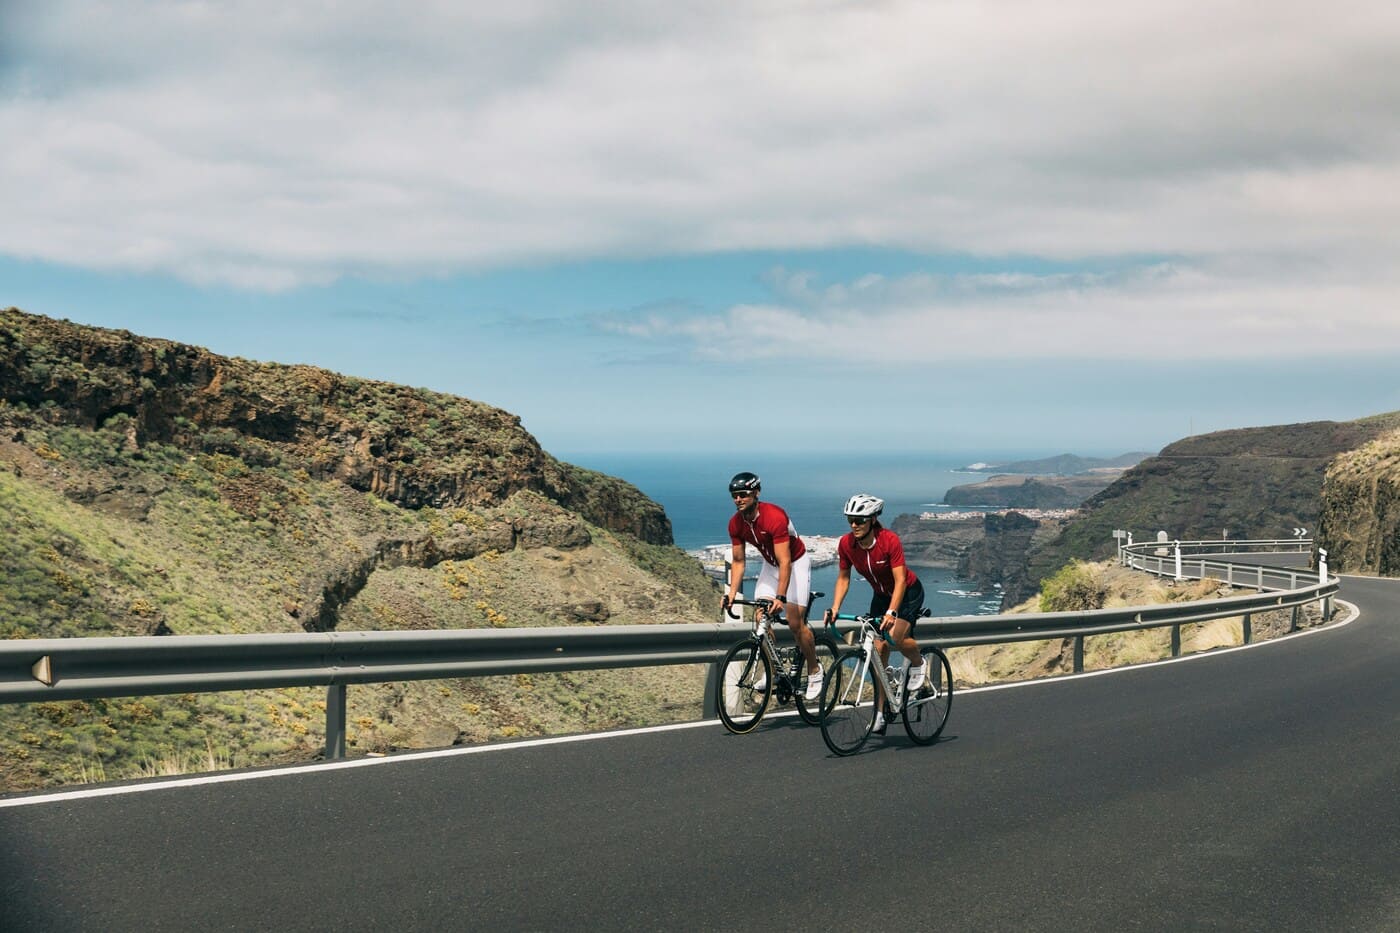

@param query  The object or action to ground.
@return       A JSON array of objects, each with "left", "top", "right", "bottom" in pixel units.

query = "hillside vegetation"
[
  {"left": 1, "top": 308, "right": 719, "bottom": 790},
  {"left": 1009, "top": 416, "right": 1400, "bottom": 607},
  {"left": 947, "top": 560, "right": 1331, "bottom": 685}
]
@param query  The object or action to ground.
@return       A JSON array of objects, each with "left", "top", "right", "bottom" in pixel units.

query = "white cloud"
[
  {"left": 2, "top": 0, "right": 1399, "bottom": 360},
  {"left": 619, "top": 259, "right": 1400, "bottom": 361}
]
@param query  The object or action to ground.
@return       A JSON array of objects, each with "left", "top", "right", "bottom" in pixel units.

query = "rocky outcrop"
[
  {"left": 295, "top": 494, "right": 594, "bottom": 632},
  {"left": 943, "top": 474, "right": 1114, "bottom": 508},
  {"left": 890, "top": 513, "right": 984, "bottom": 567},
  {"left": 959, "top": 512, "right": 1069, "bottom": 605},
  {"left": 1014, "top": 418, "right": 1400, "bottom": 604},
  {"left": 1316, "top": 429, "right": 1400, "bottom": 574},
  {"left": 0, "top": 307, "right": 671, "bottom": 545}
]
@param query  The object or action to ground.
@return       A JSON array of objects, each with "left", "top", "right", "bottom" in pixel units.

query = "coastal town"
[
  {"left": 690, "top": 535, "right": 841, "bottom": 579},
  {"left": 919, "top": 508, "right": 1081, "bottom": 522}
]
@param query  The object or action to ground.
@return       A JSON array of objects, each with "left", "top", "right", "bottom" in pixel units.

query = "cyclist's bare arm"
[
  {"left": 826, "top": 565, "right": 852, "bottom": 624},
  {"left": 727, "top": 541, "right": 745, "bottom": 605},
  {"left": 772, "top": 538, "right": 792, "bottom": 604}
]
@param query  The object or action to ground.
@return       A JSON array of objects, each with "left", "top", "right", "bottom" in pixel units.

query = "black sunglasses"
[
  {"left": 847, "top": 516, "right": 870, "bottom": 525},
  {"left": 732, "top": 491, "right": 755, "bottom": 499}
]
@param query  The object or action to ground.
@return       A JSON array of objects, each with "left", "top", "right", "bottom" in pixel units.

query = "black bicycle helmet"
[{"left": 728, "top": 471, "right": 761, "bottom": 493}]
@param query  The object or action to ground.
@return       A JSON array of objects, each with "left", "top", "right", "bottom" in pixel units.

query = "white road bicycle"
[{"left": 819, "top": 610, "right": 953, "bottom": 756}]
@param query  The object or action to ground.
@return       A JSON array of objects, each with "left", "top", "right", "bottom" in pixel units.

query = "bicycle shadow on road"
[{"left": 819, "top": 731, "right": 960, "bottom": 759}]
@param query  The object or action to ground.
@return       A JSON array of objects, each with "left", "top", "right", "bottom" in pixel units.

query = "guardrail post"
[
  {"left": 1242, "top": 612, "right": 1252, "bottom": 644},
  {"left": 1174, "top": 541, "right": 1183, "bottom": 581},
  {"left": 703, "top": 661, "right": 721, "bottom": 719},
  {"left": 1257, "top": 567, "right": 1264, "bottom": 592},
  {"left": 1170, "top": 624, "right": 1181, "bottom": 658},
  {"left": 1227, "top": 563, "right": 1234, "bottom": 586},
  {"left": 1289, "top": 605, "right": 1300, "bottom": 632},
  {"left": 1073, "top": 635, "right": 1084, "bottom": 673},
  {"left": 325, "top": 684, "right": 347, "bottom": 760}
]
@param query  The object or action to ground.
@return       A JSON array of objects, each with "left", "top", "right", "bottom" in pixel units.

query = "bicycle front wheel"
[
  {"left": 820, "top": 648, "right": 878, "bottom": 756},
  {"left": 795, "top": 633, "right": 841, "bottom": 726},
  {"left": 716, "top": 640, "right": 773, "bottom": 734},
  {"left": 902, "top": 647, "right": 953, "bottom": 745}
]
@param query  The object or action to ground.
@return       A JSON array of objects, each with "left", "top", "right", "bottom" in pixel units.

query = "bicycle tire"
[
  {"left": 902, "top": 647, "right": 953, "bottom": 745},
  {"left": 795, "top": 632, "right": 842, "bottom": 725},
  {"left": 820, "top": 647, "right": 878, "bottom": 755},
  {"left": 716, "top": 640, "right": 773, "bottom": 734}
]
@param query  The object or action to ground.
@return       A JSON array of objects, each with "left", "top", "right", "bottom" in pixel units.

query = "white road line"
[{"left": 0, "top": 598, "right": 1362, "bottom": 809}]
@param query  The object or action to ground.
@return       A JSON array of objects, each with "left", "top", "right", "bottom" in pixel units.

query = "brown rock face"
[
  {"left": 0, "top": 307, "right": 671, "bottom": 545},
  {"left": 1316, "top": 430, "right": 1400, "bottom": 574}
]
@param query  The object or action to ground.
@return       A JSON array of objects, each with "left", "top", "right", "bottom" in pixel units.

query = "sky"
[{"left": 2, "top": 1, "right": 1399, "bottom": 460}]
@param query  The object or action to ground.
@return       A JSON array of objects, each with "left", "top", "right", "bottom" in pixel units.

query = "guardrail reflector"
[{"left": 32, "top": 655, "right": 53, "bottom": 686}]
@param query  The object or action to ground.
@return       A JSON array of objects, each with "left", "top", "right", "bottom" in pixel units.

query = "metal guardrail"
[{"left": 0, "top": 539, "right": 1336, "bottom": 759}]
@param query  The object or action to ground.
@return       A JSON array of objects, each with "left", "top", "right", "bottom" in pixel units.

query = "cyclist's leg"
[
  {"left": 785, "top": 554, "right": 818, "bottom": 672},
  {"left": 893, "top": 579, "right": 926, "bottom": 667}
]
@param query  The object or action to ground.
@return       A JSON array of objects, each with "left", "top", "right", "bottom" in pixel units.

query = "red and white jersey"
[
  {"left": 729, "top": 501, "right": 806, "bottom": 566},
  {"left": 838, "top": 527, "right": 918, "bottom": 596}
]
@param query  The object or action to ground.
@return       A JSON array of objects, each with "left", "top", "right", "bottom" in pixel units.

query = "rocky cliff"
[
  {"left": 1316, "top": 426, "right": 1400, "bottom": 574},
  {"left": 942, "top": 473, "right": 1117, "bottom": 508},
  {"left": 0, "top": 307, "right": 718, "bottom": 790},
  {"left": 957, "top": 512, "right": 1070, "bottom": 600},
  {"left": 0, "top": 308, "right": 669, "bottom": 544},
  {"left": 889, "top": 513, "right": 985, "bottom": 567},
  {"left": 1007, "top": 416, "right": 1400, "bottom": 607}
]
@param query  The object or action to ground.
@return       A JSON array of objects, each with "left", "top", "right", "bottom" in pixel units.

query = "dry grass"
[{"left": 947, "top": 561, "right": 1316, "bottom": 686}]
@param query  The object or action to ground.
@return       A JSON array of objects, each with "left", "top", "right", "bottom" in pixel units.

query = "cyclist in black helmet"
[{"left": 723, "top": 472, "right": 822, "bottom": 701}]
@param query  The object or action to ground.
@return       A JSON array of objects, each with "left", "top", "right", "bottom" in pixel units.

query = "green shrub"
[{"left": 1039, "top": 560, "right": 1109, "bottom": 613}]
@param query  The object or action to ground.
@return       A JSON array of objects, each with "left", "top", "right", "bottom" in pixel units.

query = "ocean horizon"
[{"left": 568, "top": 451, "right": 1017, "bottom": 618}]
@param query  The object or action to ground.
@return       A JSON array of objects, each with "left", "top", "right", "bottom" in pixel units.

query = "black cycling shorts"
[{"left": 869, "top": 578, "right": 925, "bottom": 631}]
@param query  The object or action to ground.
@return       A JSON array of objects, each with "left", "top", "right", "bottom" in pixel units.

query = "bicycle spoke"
[
  {"left": 796, "top": 633, "right": 840, "bottom": 725},
  {"left": 820, "top": 649, "right": 877, "bottom": 755},
  {"left": 716, "top": 641, "right": 772, "bottom": 734},
  {"left": 902, "top": 648, "right": 952, "bottom": 745}
]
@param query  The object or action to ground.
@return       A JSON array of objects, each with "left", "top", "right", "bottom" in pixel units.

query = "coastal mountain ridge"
[
  {"left": 0, "top": 307, "right": 719, "bottom": 789},
  {"left": 960, "top": 452, "right": 1152, "bottom": 475},
  {"left": 1004, "top": 416, "right": 1400, "bottom": 605}
]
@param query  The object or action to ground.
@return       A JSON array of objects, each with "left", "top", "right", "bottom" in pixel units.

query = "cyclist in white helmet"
[
  {"left": 723, "top": 471, "right": 822, "bottom": 701},
  {"left": 824, "top": 493, "right": 927, "bottom": 733}
]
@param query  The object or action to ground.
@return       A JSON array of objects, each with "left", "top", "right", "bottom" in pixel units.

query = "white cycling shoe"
[
  {"left": 803, "top": 671, "right": 823, "bottom": 702},
  {"left": 906, "top": 659, "right": 927, "bottom": 693}
]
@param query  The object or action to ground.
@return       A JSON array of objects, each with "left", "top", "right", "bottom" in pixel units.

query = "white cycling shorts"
[{"left": 752, "top": 552, "right": 812, "bottom": 608}]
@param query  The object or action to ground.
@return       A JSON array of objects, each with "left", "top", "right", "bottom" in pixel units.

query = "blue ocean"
[{"left": 568, "top": 451, "right": 1011, "bottom": 618}]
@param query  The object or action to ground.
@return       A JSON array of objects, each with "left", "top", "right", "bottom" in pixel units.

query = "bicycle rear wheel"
[
  {"left": 820, "top": 648, "right": 878, "bottom": 756},
  {"left": 902, "top": 647, "right": 952, "bottom": 745},
  {"left": 716, "top": 640, "right": 773, "bottom": 734},
  {"left": 795, "top": 633, "right": 841, "bottom": 726}
]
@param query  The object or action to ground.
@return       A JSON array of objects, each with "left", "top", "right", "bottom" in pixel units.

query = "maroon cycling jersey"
[
  {"left": 838, "top": 527, "right": 918, "bottom": 596},
  {"left": 729, "top": 501, "right": 806, "bottom": 566}
]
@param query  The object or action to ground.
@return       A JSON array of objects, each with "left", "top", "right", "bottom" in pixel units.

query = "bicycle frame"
[
  {"left": 837, "top": 621, "right": 910, "bottom": 714},
  {"left": 820, "top": 610, "right": 951, "bottom": 754},
  {"left": 732, "top": 600, "right": 801, "bottom": 691}
]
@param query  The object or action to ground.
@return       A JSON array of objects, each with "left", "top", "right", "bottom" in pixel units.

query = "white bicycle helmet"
[{"left": 843, "top": 493, "right": 884, "bottom": 518}]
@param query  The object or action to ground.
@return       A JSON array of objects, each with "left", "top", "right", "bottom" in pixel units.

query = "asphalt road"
[{"left": 3, "top": 558, "right": 1397, "bottom": 932}]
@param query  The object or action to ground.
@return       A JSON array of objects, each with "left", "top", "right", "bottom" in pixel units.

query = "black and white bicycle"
[{"left": 715, "top": 595, "right": 842, "bottom": 734}]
